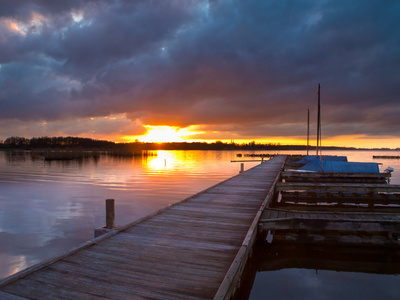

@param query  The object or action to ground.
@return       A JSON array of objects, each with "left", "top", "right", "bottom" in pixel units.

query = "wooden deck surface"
[
  {"left": 0, "top": 156, "right": 285, "bottom": 300},
  {"left": 260, "top": 208, "right": 400, "bottom": 225}
]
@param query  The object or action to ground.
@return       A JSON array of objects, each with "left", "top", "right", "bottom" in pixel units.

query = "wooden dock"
[
  {"left": 259, "top": 156, "right": 400, "bottom": 248},
  {"left": 0, "top": 156, "right": 286, "bottom": 300}
]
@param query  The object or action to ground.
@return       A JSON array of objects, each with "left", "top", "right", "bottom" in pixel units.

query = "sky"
[{"left": 0, "top": 0, "right": 399, "bottom": 148}]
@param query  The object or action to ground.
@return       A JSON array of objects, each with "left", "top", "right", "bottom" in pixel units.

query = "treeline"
[
  {"left": 0, "top": 136, "right": 389, "bottom": 151},
  {"left": 2, "top": 136, "right": 115, "bottom": 149},
  {"left": 1, "top": 136, "right": 285, "bottom": 150}
]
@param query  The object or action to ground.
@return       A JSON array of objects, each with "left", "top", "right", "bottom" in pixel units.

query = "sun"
[{"left": 133, "top": 125, "right": 196, "bottom": 143}]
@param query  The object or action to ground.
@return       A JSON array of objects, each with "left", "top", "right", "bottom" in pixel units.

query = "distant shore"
[{"left": 0, "top": 136, "right": 398, "bottom": 151}]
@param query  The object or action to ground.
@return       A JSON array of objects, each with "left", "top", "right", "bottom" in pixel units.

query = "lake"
[{"left": 1, "top": 149, "right": 399, "bottom": 297}]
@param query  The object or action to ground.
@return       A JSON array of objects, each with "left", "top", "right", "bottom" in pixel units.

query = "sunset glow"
[
  {"left": 119, "top": 131, "right": 400, "bottom": 149},
  {"left": 125, "top": 125, "right": 204, "bottom": 143}
]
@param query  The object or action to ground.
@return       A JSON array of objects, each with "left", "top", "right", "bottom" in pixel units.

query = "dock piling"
[{"left": 106, "top": 199, "right": 115, "bottom": 229}]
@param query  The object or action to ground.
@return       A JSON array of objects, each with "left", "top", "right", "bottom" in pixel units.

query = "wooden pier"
[{"left": 0, "top": 156, "right": 286, "bottom": 300}]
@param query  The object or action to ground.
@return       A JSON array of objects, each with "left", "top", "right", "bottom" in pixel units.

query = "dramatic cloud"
[{"left": 0, "top": 0, "right": 399, "bottom": 146}]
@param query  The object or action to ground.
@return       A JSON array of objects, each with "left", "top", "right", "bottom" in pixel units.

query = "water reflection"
[
  {"left": 4, "top": 151, "right": 28, "bottom": 163},
  {"left": 0, "top": 150, "right": 249, "bottom": 279},
  {"left": 240, "top": 243, "right": 400, "bottom": 300},
  {"left": 145, "top": 151, "right": 173, "bottom": 170}
]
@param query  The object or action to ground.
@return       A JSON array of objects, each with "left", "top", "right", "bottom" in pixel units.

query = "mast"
[
  {"left": 307, "top": 106, "right": 310, "bottom": 156},
  {"left": 316, "top": 83, "right": 321, "bottom": 157},
  {"left": 319, "top": 100, "right": 322, "bottom": 160}
]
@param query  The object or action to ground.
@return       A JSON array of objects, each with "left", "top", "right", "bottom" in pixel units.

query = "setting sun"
[{"left": 127, "top": 125, "right": 202, "bottom": 143}]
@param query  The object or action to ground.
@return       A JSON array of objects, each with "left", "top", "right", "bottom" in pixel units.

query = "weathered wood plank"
[
  {"left": 283, "top": 171, "right": 390, "bottom": 178},
  {"left": 62, "top": 249, "right": 226, "bottom": 280},
  {"left": 276, "top": 182, "right": 400, "bottom": 193},
  {"left": 50, "top": 260, "right": 221, "bottom": 295},
  {"left": 0, "top": 291, "right": 29, "bottom": 300},
  {"left": 128, "top": 224, "right": 246, "bottom": 244},
  {"left": 87, "top": 246, "right": 233, "bottom": 275},
  {"left": 139, "top": 218, "right": 254, "bottom": 231},
  {"left": 261, "top": 208, "right": 400, "bottom": 222},
  {"left": 107, "top": 231, "right": 240, "bottom": 252},
  {"left": 282, "top": 171, "right": 389, "bottom": 184},
  {"left": 29, "top": 267, "right": 207, "bottom": 300},
  {"left": 169, "top": 205, "right": 258, "bottom": 214},
  {"left": 148, "top": 214, "right": 254, "bottom": 228},
  {"left": 272, "top": 232, "right": 397, "bottom": 247},
  {"left": 260, "top": 218, "right": 400, "bottom": 233},
  {"left": 281, "top": 191, "right": 400, "bottom": 206},
  {"left": 2, "top": 276, "right": 111, "bottom": 300}
]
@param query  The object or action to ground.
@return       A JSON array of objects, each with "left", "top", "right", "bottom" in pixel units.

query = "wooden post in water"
[
  {"left": 94, "top": 199, "right": 116, "bottom": 237},
  {"left": 106, "top": 199, "right": 115, "bottom": 229}
]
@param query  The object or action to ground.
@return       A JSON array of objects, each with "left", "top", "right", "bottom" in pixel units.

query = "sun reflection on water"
[{"left": 145, "top": 151, "right": 173, "bottom": 171}]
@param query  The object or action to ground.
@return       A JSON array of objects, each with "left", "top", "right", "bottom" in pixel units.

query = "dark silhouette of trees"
[
  {"left": 4, "top": 136, "right": 29, "bottom": 147},
  {"left": 4, "top": 136, "right": 114, "bottom": 149},
  {"left": 1, "top": 136, "right": 361, "bottom": 151}
]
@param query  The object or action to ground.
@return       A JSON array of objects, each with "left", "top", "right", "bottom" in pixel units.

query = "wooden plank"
[
  {"left": 152, "top": 209, "right": 256, "bottom": 223},
  {"left": 131, "top": 223, "right": 247, "bottom": 242},
  {"left": 282, "top": 171, "right": 390, "bottom": 179},
  {"left": 2, "top": 277, "right": 110, "bottom": 300},
  {"left": 260, "top": 218, "right": 400, "bottom": 233},
  {"left": 0, "top": 291, "right": 29, "bottom": 300},
  {"left": 177, "top": 200, "right": 261, "bottom": 210},
  {"left": 261, "top": 209, "right": 400, "bottom": 222},
  {"left": 271, "top": 232, "right": 398, "bottom": 247},
  {"left": 63, "top": 249, "right": 226, "bottom": 280},
  {"left": 281, "top": 191, "right": 400, "bottom": 205},
  {"left": 86, "top": 244, "right": 234, "bottom": 273},
  {"left": 50, "top": 260, "right": 221, "bottom": 296},
  {"left": 276, "top": 182, "right": 400, "bottom": 193},
  {"left": 144, "top": 216, "right": 251, "bottom": 230},
  {"left": 105, "top": 232, "right": 240, "bottom": 252},
  {"left": 170, "top": 205, "right": 258, "bottom": 214},
  {"left": 28, "top": 267, "right": 207, "bottom": 300}
]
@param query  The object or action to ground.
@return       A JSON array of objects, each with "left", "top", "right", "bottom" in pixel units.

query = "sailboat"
[
  {"left": 300, "top": 84, "right": 380, "bottom": 173},
  {"left": 290, "top": 84, "right": 347, "bottom": 167}
]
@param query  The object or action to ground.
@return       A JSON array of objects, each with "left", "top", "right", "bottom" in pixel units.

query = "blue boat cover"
[
  {"left": 300, "top": 159, "right": 380, "bottom": 173},
  {"left": 292, "top": 155, "right": 348, "bottom": 165}
]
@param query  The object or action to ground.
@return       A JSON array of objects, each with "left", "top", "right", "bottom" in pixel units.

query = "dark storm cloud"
[{"left": 0, "top": 0, "right": 399, "bottom": 140}]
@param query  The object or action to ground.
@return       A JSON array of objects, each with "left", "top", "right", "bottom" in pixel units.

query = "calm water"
[
  {"left": 0, "top": 150, "right": 260, "bottom": 279},
  {"left": 0, "top": 149, "right": 399, "bottom": 296},
  {"left": 246, "top": 243, "right": 400, "bottom": 300}
]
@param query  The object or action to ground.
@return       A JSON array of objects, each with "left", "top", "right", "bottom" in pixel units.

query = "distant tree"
[{"left": 4, "top": 136, "right": 29, "bottom": 147}]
